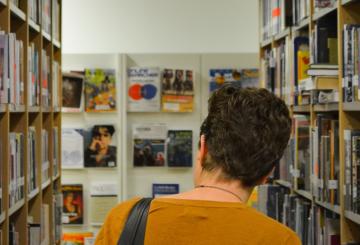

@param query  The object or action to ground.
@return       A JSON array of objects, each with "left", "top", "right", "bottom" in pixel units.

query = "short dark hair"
[
  {"left": 92, "top": 125, "right": 115, "bottom": 136},
  {"left": 200, "top": 84, "right": 291, "bottom": 187}
]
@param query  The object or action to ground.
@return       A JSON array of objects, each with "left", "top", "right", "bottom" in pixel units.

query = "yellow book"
[{"left": 297, "top": 50, "right": 310, "bottom": 81}]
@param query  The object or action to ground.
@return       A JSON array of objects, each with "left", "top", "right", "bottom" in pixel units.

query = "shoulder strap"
[{"left": 118, "top": 198, "right": 153, "bottom": 245}]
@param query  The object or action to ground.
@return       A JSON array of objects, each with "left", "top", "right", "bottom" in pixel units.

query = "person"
[
  {"left": 84, "top": 125, "right": 116, "bottom": 167},
  {"left": 95, "top": 85, "right": 301, "bottom": 245}
]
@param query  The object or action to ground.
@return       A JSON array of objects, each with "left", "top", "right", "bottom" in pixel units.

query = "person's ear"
[
  {"left": 199, "top": 135, "right": 208, "bottom": 166},
  {"left": 258, "top": 166, "right": 275, "bottom": 185}
]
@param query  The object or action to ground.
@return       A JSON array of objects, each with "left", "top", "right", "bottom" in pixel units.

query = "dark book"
[
  {"left": 152, "top": 184, "right": 179, "bottom": 198},
  {"left": 62, "top": 184, "right": 83, "bottom": 225},
  {"left": 133, "top": 139, "right": 165, "bottom": 167},
  {"left": 62, "top": 72, "right": 84, "bottom": 112},
  {"left": 167, "top": 130, "right": 192, "bottom": 167}
]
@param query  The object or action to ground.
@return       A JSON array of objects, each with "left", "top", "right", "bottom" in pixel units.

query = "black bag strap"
[{"left": 117, "top": 198, "right": 153, "bottom": 245}]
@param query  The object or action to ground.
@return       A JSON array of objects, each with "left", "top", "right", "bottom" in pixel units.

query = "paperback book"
[
  {"left": 127, "top": 67, "right": 161, "bottom": 112},
  {"left": 90, "top": 183, "right": 118, "bottom": 225},
  {"left": 84, "top": 68, "right": 116, "bottom": 112},
  {"left": 62, "top": 184, "right": 83, "bottom": 225},
  {"left": 62, "top": 232, "right": 94, "bottom": 245},
  {"left": 61, "top": 128, "right": 84, "bottom": 169},
  {"left": 62, "top": 72, "right": 84, "bottom": 112},
  {"left": 209, "top": 69, "right": 259, "bottom": 92},
  {"left": 84, "top": 125, "right": 116, "bottom": 168},
  {"left": 167, "top": 130, "right": 192, "bottom": 167},
  {"left": 161, "top": 69, "right": 194, "bottom": 112}
]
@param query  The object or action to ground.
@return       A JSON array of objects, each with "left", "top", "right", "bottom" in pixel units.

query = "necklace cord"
[{"left": 195, "top": 185, "right": 243, "bottom": 202}]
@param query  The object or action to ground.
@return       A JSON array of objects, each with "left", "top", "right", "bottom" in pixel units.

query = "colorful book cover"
[
  {"left": 209, "top": 68, "right": 259, "bottom": 93},
  {"left": 127, "top": 67, "right": 161, "bottom": 112},
  {"left": 161, "top": 69, "right": 194, "bottom": 112},
  {"left": 167, "top": 130, "right": 192, "bottom": 167},
  {"left": 84, "top": 125, "right": 116, "bottom": 168},
  {"left": 62, "top": 232, "right": 93, "bottom": 245},
  {"left": 62, "top": 72, "right": 84, "bottom": 112},
  {"left": 84, "top": 69, "right": 116, "bottom": 112},
  {"left": 152, "top": 184, "right": 179, "bottom": 197},
  {"left": 62, "top": 184, "right": 83, "bottom": 225},
  {"left": 61, "top": 128, "right": 84, "bottom": 169}
]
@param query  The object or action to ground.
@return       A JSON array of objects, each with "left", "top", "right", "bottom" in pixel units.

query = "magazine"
[
  {"left": 127, "top": 67, "right": 161, "bottom": 112},
  {"left": 62, "top": 232, "right": 93, "bottom": 245},
  {"left": 61, "top": 128, "right": 84, "bottom": 169},
  {"left": 83, "top": 125, "right": 116, "bottom": 168},
  {"left": 62, "top": 184, "right": 83, "bottom": 225},
  {"left": 84, "top": 68, "right": 116, "bottom": 112},
  {"left": 209, "top": 68, "right": 259, "bottom": 92},
  {"left": 161, "top": 69, "right": 194, "bottom": 112},
  {"left": 133, "top": 124, "right": 167, "bottom": 167},
  {"left": 62, "top": 72, "right": 84, "bottom": 112},
  {"left": 152, "top": 184, "right": 179, "bottom": 197},
  {"left": 167, "top": 130, "right": 192, "bottom": 167}
]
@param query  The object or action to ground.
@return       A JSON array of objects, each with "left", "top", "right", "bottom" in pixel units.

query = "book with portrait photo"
[
  {"left": 84, "top": 68, "right": 116, "bottom": 112},
  {"left": 84, "top": 125, "right": 116, "bottom": 168},
  {"left": 62, "top": 184, "right": 83, "bottom": 225},
  {"left": 167, "top": 130, "right": 193, "bottom": 167},
  {"left": 161, "top": 69, "right": 194, "bottom": 112},
  {"left": 62, "top": 72, "right": 84, "bottom": 112}
]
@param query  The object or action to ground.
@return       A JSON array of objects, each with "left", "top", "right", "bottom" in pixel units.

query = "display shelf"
[
  {"left": 274, "top": 179, "right": 292, "bottom": 188},
  {"left": 345, "top": 211, "right": 360, "bottom": 225},
  {"left": 260, "top": 38, "right": 272, "bottom": 48},
  {"left": 9, "top": 104, "right": 26, "bottom": 112},
  {"left": 314, "top": 103, "right": 339, "bottom": 112},
  {"left": 8, "top": 199, "right": 25, "bottom": 216},
  {"left": 10, "top": 3, "right": 26, "bottom": 21},
  {"left": 343, "top": 102, "right": 360, "bottom": 111},
  {"left": 28, "top": 187, "right": 40, "bottom": 201},
  {"left": 274, "top": 28, "right": 291, "bottom": 42},
  {"left": 294, "top": 189, "right": 313, "bottom": 201},
  {"left": 53, "top": 39, "right": 61, "bottom": 49},
  {"left": 28, "top": 19, "right": 40, "bottom": 33},
  {"left": 0, "top": 212, "right": 5, "bottom": 224},
  {"left": 342, "top": 0, "right": 359, "bottom": 6},
  {"left": 293, "top": 104, "right": 311, "bottom": 113},
  {"left": 28, "top": 106, "right": 40, "bottom": 113},
  {"left": 0, "top": 104, "right": 6, "bottom": 112},
  {"left": 315, "top": 200, "right": 341, "bottom": 214},
  {"left": 42, "top": 31, "right": 51, "bottom": 42},
  {"left": 313, "top": 5, "right": 338, "bottom": 21},
  {"left": 293, "top": 17, "right": 310, "bottom": 32},
  {"left": 41, "top": 179, "right": 51, "bottom": 190}
]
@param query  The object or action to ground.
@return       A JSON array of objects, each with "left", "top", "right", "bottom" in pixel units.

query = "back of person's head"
[{"left": 200, "top": 84, "right": 291, "bottom": 187}]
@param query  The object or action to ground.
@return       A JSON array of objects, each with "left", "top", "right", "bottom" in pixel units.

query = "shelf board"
[
  {"left": 28, "top": 18, "right": 40, "bottom": 33},
  {"left": 342, "top": 0, "right": 359, "bottom": 6},
  {"left": 42, "top": 106, "right": 51, "bottom": 113},
  {"left": 53, "top": 106, "right": 61, "bottom": 112},
  {"left": 293, "top": 104, "right": 311, "bottom": 113},
  {"left": 293, "top": 17, "right": 310, "bottom": 32},
  {"left": 41, "top": 178, "right": 51, "bottom": 190},
  {"left": 53, "top": 39, "right": 61, "bottom": 49},
  {"left": 28, "top": 187, "right": 40, "bottom": 201},
  {"left": 274, "top": 28, "right": 290, "bottom": 42},
  {"left": 0, "top": 212, "right": 5, "bottom": 224},
  {"left": 0, "top": 104, "right": 6, "bottom": 112},
  {"left": 9, "top": 104, "right": 25, "bottom": 113},
  {"left": 315, "top": 200, "right": 341, "bottom": 214},
  {"left": 28, "top": 106, "right": 40, "bottom": 113},
  {"left": 313, "top": 5, "right": 338, "bottom": 21},
  {"left": 8, "top": 199, "right": 25, "bottom": 216},
  {"left": 10, "top": 3, "right": 26, "bottom": 21},
  {"left": 52, "top": 173, "right": 60, "bottom": 181},
  {"left": 42, "top": 31, "right": 51, "bottom": 42},
  {"left": 0, "top": 0, "right": 6, "bottom": 6},
  {"left": 260, "top": 38, "right": 272, "bottom": 48},
  {"left": 314, "top": 103, "right": 339, "bottom": 112},
  {"left": 274, "top": 179, "right": 292, "bottom": 188},
  {"left": 345, "top": 210, "right": 360, "bottom": 225},
  {"left": 294, "top": 189, "right": 312, "bottom": 201},
  {"left": 343, "top": 102, "right": 360, "bottom": 111}
]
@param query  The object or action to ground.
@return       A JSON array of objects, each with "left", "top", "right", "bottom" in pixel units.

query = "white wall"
[{"left": 62, "top": 0, "right": 259, "bottom": 54}]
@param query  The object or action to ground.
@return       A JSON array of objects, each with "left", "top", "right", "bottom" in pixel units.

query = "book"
[
  {"left": 161, "top": 69, "right": 194, "bottom": 112},
  {"left": 90, "top": 183, "right": 118, "bottom": 225},
  {"left": 152, "top": 184, "right": 179, "bottom": 197},
  {"left": 61, "top": 128, "right": 84, "bottom": 169},
  {"left": 28, "top": 127, "right": 37, "bottom": 194},
  {"left": 127, "top": 67, "right": 161, "bottom": 112},
  {"left": 209, "top": 69, "right": 259, "bottom": 93},
  {"left": 62, "top": 72, "right": 84, "bottom": 112},
  {"left": 84, "top": 69, "right": 116, "bottom": 112},
  {"left": 133, "top": 124, "right": 167, "bottom": 167},
  {"left": 62, "top": 232, "right": 94, "bottom": 245},
  {"left": 28, "top": 42, "right": 40, "bottom": 106},
  {"left": 41, "top": 204, "right": 50, "bottom": 245},
  {"left": 53, "top": 127, "right": 59, "bottom": 177},
  {"left": 9, "top": 132, "right": 24, "bottom": 208},
  {"left": 41, "top": 129, "right": 49, "bottom": 184},
  {"left": 41, "top": 49, "right": 50, "bottom": 107},
  {"left": 28, "top": 223, "right": 41, "bottom": 245},
  {"left": 62, "top": 184, "right": 83, "bottom": 225},
  {"left": 167, "top": 130, "right": 192, "bottom": 167},
  {"left": 83, "top": 125, "right": 117, "bottom": 168}
]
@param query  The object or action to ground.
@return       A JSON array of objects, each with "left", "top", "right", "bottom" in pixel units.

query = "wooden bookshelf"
[
  {"left": 0, "top": 0, "right": 62, "bottom": 244},
  {"left": 259, "top": 0, "right": 360, "bottom": 243}
]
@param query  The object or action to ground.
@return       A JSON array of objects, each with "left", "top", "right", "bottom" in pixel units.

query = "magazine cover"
[
  {"left": 62, "top": 232, "right": 93, "bottom": 245},
  {"left": 61, "top": 128, "right": 84, "bottom": 169},
  {"left": 209, "top": 69, "right": 259, "bottom": 92},
  {"left": 127, "top": 67, "right": 161, "bottom": 112},
  {"left": 83, "top": 125, "right": 116, "bottom": 168},
  {"left": 62, "top": 184, "right": 83, "bottom": 225},
  {"left": 133, "top": 124, "right": 167, "bottom": 167},
  {"left": 84, "top": 68, "right": 116, "bottom": 112},
  {"left": 167, "top": 130, "right": 192, "bottom": 167},
  {"left": 152, "top": 184, "right": 179, "bottom": 197},
  {"left": 62, "top": 72, "right": 84, "bottom": 112},
  {"left": 161, "top": 69, "right": 194, "bottom": 112}
]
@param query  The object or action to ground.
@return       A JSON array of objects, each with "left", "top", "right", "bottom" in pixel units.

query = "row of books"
[
  {"left": 28, "top": 43, "right": 40, "bottom": 106},
  {"left": 42, "top": 0, "right": 51, "bottom": 35},
  {"left": 52, "top": 0, "right": 60, "bottom": 41},
  {"left": 258, "top": 184, "right": 341, "bottom": 245},
  {"left": 28, "top": 127, "right": 37, "bottom": 193},
  {"left": 41, "top": 50, "right": 51, "bottom": 107},
  {"left": 343, "top": 24, "right": 360, "bottom": 103},
  {"left": 29, "top": 0, "right": 41, "bottom": 24}
]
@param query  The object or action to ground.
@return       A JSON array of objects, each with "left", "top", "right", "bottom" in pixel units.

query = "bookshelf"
[
  {"left": 0, "top": 0, "right": 62, "bottom": 245},
  {"left": 259, "top": 0, "right": 360, "bottom": 243}
]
